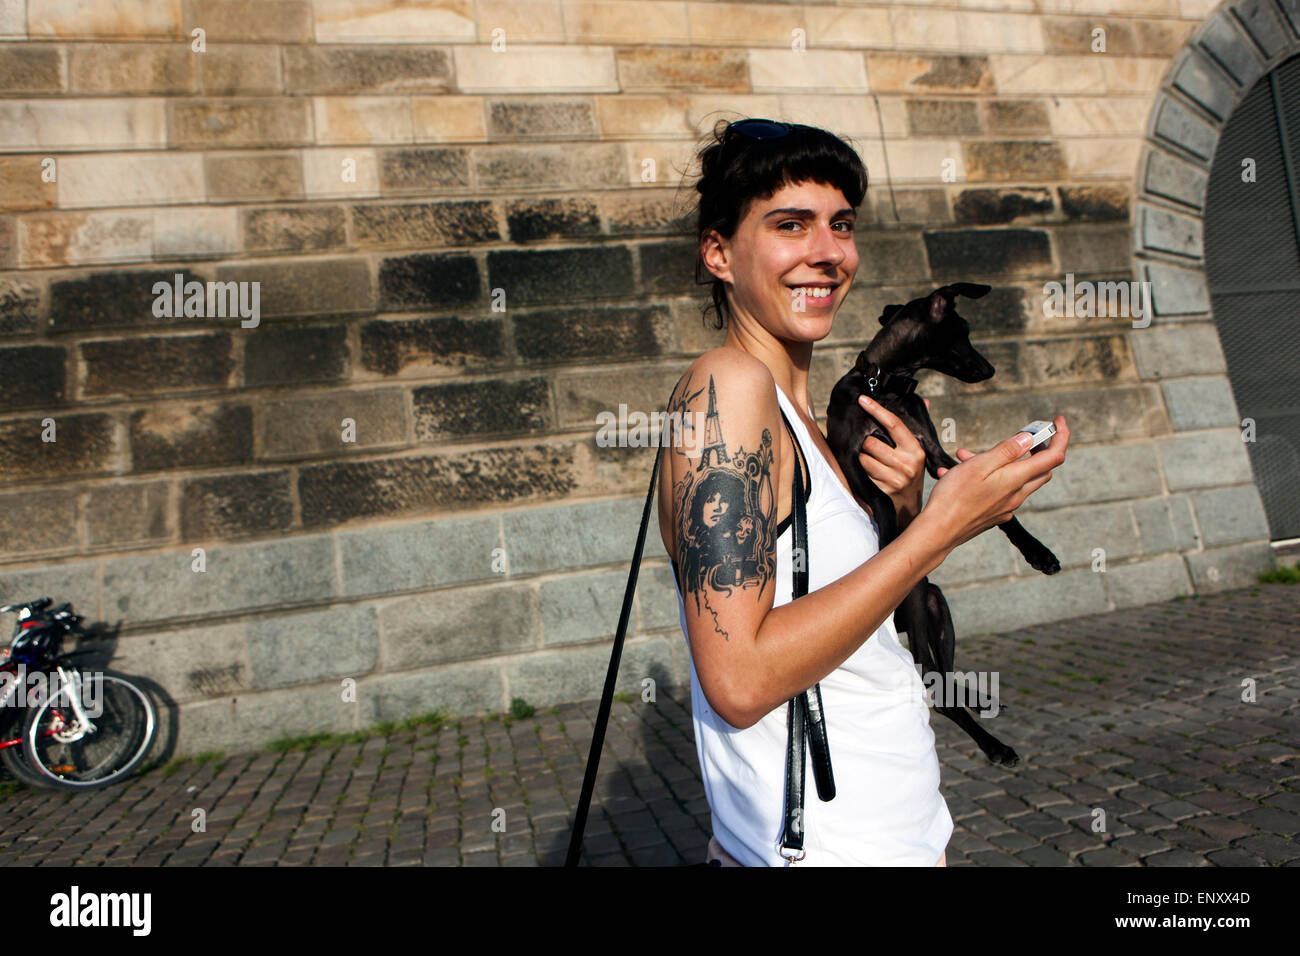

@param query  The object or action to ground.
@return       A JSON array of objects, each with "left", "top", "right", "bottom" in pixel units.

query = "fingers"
[{"left": 858, "top": 393, "right": 920, "bottom": 449}]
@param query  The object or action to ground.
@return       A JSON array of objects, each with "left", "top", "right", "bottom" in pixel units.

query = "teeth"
[{"left": 790, "top": 287, "right": 833, "bottom": 298}]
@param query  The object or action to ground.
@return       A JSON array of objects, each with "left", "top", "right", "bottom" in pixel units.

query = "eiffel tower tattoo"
[{"left": 697, "top": 376, "right": 731, "bottom": 471}]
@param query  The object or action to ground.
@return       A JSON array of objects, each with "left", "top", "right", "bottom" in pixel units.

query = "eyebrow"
[{"left": 762, "top": 207, "right": 857, "bottom": 220}]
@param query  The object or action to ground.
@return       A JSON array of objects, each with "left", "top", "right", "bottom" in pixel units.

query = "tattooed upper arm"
[{"left": 666, "top": 351, "right": 781, "bottom": 728}]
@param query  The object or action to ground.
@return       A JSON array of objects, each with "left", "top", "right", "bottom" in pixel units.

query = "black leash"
[{"left": 564, "top": 409, "right": 834, "bottom": 868}]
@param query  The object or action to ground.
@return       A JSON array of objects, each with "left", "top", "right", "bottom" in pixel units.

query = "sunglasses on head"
[{"left": 724, "top": 118, "right": 793, "bottom": 142}]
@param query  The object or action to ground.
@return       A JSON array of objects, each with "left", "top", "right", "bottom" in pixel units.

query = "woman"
[{"left": 655, "top": 118, "right": 1069, "bottom": 866}]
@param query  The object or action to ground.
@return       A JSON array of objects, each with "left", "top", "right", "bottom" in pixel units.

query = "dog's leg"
[
  {"left": 996, "top": 516, "right": 1060, "bottom": 574},
  {"left": 923, "top": 580, "right": 1020, "bottom": 767}
]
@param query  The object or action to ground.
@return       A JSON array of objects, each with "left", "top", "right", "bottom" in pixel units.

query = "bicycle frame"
[{"left": 0, "top": 662, "right": 93, "bottom": 750}]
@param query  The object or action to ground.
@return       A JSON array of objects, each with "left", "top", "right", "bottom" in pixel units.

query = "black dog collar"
[{"left": 863, "top": 361, "right": 918, "bottom": 397}]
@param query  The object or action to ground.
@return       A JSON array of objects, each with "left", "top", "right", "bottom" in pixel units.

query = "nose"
[{"left": 808, "top": 219, "right": 846, "bottom": 267}]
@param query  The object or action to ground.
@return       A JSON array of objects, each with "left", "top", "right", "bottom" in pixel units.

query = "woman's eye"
[{"left": 778, "top": 220, "right": 855, "bottom": 232}]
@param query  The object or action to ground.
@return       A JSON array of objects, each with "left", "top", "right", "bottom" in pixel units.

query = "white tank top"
[{"left": 670, "top": 382, "right": 953, "bottom": 865}]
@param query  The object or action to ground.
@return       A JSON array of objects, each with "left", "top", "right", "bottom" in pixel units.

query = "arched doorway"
[{"left": 1203, "top": 52, "right": 1300, "bottom": 541}]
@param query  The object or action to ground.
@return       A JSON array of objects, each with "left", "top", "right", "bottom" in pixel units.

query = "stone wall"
[{"left": 0, "top": 0, "right": 1281, "bottom": 756}]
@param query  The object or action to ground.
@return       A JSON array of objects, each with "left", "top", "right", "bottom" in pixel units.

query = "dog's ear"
[
  {"left": 950, "top": 282, "right": 991, "bottom": 299},
  {"left": 877, "top": 303, "right": 905, "bottom": 326}
]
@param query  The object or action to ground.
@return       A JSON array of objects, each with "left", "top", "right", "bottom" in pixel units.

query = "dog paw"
[
  {"left": 991, "top": 748, "right": 1020, "bottom": 768},
  {"left": 1032, "top": 555, "right": 1060, "bottom": 575}
]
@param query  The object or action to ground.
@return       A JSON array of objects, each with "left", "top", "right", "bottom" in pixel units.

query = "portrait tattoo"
[{"left": 669, "top": 371, "right": 778, "bottom": 640}]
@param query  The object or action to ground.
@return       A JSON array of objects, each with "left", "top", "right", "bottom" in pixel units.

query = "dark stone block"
[
  {"left": 486, "top": 100, "right": 597, "bottom": 139},
  {"left": 215, "top": 258, "right": 373, "bottom": 320},
  {"left": 129, "top": 403, "right": 253, "bottom": 472},
  {"left": 283, "top": 45, "right": 452, "bottom": 94},
  {"left": 513, "top": 305, "right": 669, "bottom": 363},
  {"left": 412, "top": 376, "right": 551, "bottom": 439},
  {"left": 0, "top": 47, "right": 62, "bottom": 93},
  {"left": 0, "top": 345, "right": 65, "bottom": 407},
  {"left": 922, "top": 228, "right": 1052, "bottom": 277},
  {"left": 244, "top": 324, "right": 348, "bottom": 387},
  {"left": 0, "top": 488, "right": 77, "bottom": 557},
  {"left": 360, "top": 315, "right": 505, "bottom": 376},
  {"left": 486, "top": 246, "right": 634, "bottom": 305},
  {"left": 958, "top": 284, "right": 1031, "bottom": 337},
  {"left": 0, "top": 414, "right": 117, "bottom": 484},
  {"left": 964, "top": 141, "right": 1067, "bottom": 181},
  {"left": 1059, "top": 185, "right": 1130, "bottom": 221},
  {"left": 49, "top": 268, "right": 211, "bottom": 334},
  {"left": 181, "top": 470, "right": 294, "bottom": 539},
  {"left": 298, "top": 444, "right": 579, "bottom": 529},
  {"left": 639, "top": 238, "right": 699, "bottom": 294},
  {"left": 243, "top": 205, "right": 348, "bottom": 252},
  {"left": 505, "top": 196, "right": 601, "bottom": 241},
  {"left": 81, "top": 333, "right": 232, "bottom": 397},
  {"left": 379, "top": 148, "right": 471, "bottom": 191},
  {"left": 984, "top": 100, "right": 1051, "bottom": 133},
  {"left": 378, "top": 253, "right": 480, "bottom": 312},
  {"left": 352, "top": 200, "right": 499, "bottom": 246},
  {"left": 86, "top": 481, "right": 171, "bottom": 547},
  {"left": 953, "top": 187, "right": 1055, "bottom": 225},
  {"left": 906, "top": 98, "right": 981, "bottom": 135}
]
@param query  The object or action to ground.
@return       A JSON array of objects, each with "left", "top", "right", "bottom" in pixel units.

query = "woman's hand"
[
  {"left": 923, "top": 415, "right": 1069, "bottom": 554},
  {"left": 856, "top": 393, "right": 929, "bottom": 529}
]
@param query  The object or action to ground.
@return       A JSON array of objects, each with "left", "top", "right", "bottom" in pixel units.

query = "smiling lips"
[{"left": 789, "top": 284, "right": 838, "bottom": 304}]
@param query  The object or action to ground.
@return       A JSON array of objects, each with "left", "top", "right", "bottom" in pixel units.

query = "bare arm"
[{"left": 668, "top": 349, "right": 1068, "bottom": 730}]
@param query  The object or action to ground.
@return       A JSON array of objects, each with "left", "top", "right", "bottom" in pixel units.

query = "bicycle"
[{"left": 0, "top": 597, "right": 158, "bottom": 790}]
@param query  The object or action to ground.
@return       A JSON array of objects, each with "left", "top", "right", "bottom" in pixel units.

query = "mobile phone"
[{"left": 1017, "top": 420, "right": 1056, "bottom": 454}]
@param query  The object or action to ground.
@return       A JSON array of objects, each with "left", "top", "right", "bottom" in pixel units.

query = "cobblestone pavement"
[{"left": 0, "top": 583, "right": 1296, "bottom": 867}]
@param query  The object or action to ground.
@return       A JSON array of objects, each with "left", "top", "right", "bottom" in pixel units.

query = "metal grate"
[{"left": 1203, "top": 53, "right": 1300, "bottom": 541}]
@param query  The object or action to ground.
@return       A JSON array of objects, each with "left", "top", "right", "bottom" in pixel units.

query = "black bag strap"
[
  {"left": 564, "top": 404, "right": 834, "bottom": 868},
  {"left": 778, "top": 406, "right": 835, "bottom": 865}
]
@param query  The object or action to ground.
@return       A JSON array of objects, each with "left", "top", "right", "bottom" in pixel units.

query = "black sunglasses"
[{"left": 725, "top": 119, "right": 793, "bottom": 142}]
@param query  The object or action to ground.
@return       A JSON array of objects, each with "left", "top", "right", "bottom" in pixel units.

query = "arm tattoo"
[{"left": 668, "top": 371, "right": 778, "bottom": 641}]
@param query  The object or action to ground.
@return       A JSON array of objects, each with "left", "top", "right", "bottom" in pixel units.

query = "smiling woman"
[{"left": 653, "top": 118, "right": 1065, "bottom": 866}]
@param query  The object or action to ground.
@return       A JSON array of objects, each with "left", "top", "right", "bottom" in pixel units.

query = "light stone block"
[
  {"left": 312, "top": 0, "right": 475, "bottom": 42},
  {"left": 56, "top": 152, "right": 205, "bottom": 208},
  {"left": 748, "top": 49, "right": 870, "bottom": 93},
  {"left": 453, "top": 44, "right": 618, "bottom": 92},
  {"left": 0, "top": 99, "right": 166, "bottom": 151}
]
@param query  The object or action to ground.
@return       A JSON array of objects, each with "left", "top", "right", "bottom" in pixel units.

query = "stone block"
[
  {"left": 129, "top": 403, "right": 253, "bottom": 472},
  {"left": 377, "top": 584, "right": 536, "bottom": 670},
  {"left": 80, "top": 333, "right": 233, "bottom": 398},
  {"left": 259, "top": 388, "right": 405, "bottom": 459},
  {"left": 539, "top": 569, "right": 637, "bottom": 647},
  {"left": 101, "top": 534, "right": 335, "bottom": 622},
  {"left": 1157, "top": 429, "right": 1254, "bottom": 490},
  {"left": 1187, "top": 484, "right": 1271, "bottom": 547},
  {"left": 359, "top": 315, "right": 505, "bottom": 377},
  {"left": 1160, "top": 376, "right": 1239, "bottom": 431},
  {"left": 180, "top": 470, "right": 295, "bottom": 540},
  {"left": 1099, "top": 554, "right": 1192, "bottom": 610},
  {"left": 86, "top": 480, "right": 171, "bottom": 548},
  {"left": 337, "top": 514, "right": 500, "bottom": 598},
  {"left": 246, "top": 603, "right": 378, "bottom": 690}
]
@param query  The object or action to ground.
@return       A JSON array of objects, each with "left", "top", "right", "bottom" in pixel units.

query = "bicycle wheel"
[
  {"left": 0, "top": 711, "right": 55, "bottom": 789},
  {"left": 22, "top": 671, "right": 157, "bottom": 790}
]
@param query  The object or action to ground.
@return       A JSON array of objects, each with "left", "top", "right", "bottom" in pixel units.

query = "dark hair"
[{"left": 690, "top": 118, "right": 869, "bottom": 331}]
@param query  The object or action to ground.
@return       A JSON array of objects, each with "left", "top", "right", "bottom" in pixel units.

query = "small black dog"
[{"left": 825, "top": 282, "right": 1060, "bottom": 766}]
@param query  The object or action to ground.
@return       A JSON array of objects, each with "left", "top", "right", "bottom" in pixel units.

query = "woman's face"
[
  {"left": 702, "top": 490, "right": 728, "bottom": 527},
  {"left": 704, "top": 178, "right": 858, "bottom": 342}
]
